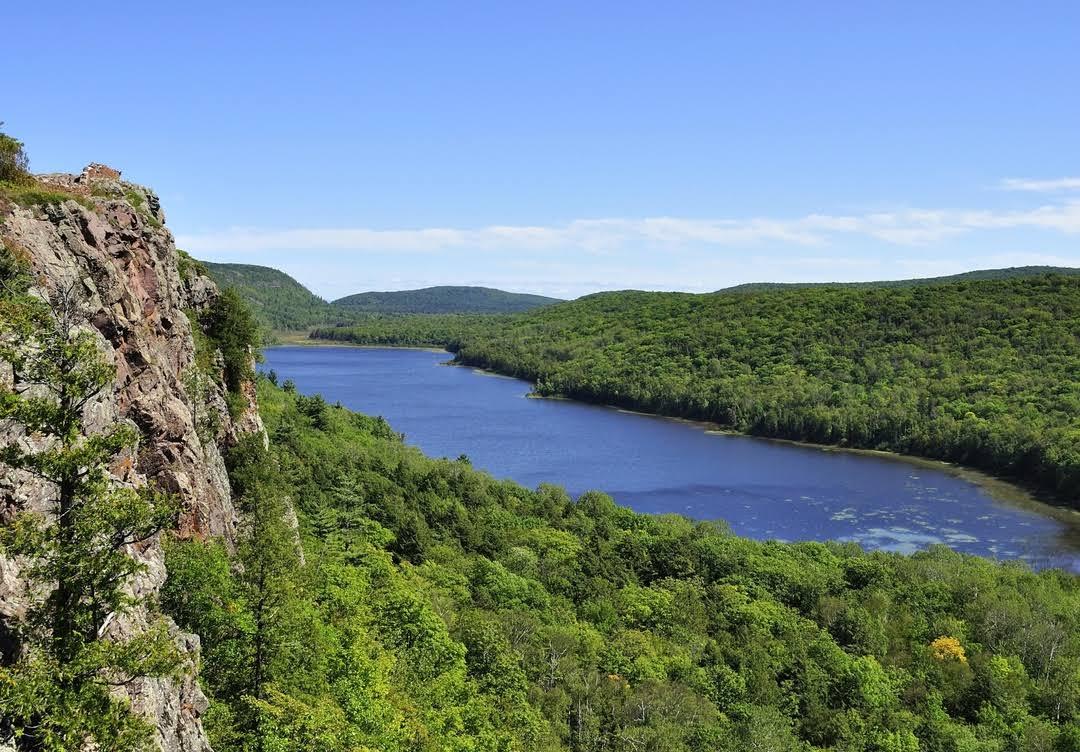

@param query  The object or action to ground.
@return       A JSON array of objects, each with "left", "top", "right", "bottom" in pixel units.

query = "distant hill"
[
  {"left": 332, "top": 286, "right": 562, "bottom": 314},
  {"left": 198, "top": 264, "right": 562, "bottom": 327},
  {"left": 317, "top": 269, "right": 1080, "bottom": 500},
  {"left": 720, "top": 265, "right": 1080, "bottom": 293},
  {"left": 200, "top": 261, "right": 350, "bottom": 331}
]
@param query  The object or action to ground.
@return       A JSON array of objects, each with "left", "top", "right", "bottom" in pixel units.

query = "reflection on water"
[{"left": 264, "top": 346, "right": 1080, "bottom": 573}]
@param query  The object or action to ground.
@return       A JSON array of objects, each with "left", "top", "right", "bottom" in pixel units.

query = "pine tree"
[
  {"left": 218, "top": 434, "right": 306, "bottom": 751},
  {"left": 0, "top": 252, "right": 179, "bottom": 750}
]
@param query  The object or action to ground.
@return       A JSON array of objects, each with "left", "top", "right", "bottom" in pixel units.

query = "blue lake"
[{"left": 264, "top": 346, "right": 1080, "bottom": 572}]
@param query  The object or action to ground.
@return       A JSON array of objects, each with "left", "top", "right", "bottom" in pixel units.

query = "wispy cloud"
[
  {"left": 177, "top": 182, "right": 1080, "bottom": 298},
  {"left": 998, "top": 177, "right": 1080, "bottom": 192},
  {"left": 177, "top": 200, "right": 1080, "bottom": 256}
]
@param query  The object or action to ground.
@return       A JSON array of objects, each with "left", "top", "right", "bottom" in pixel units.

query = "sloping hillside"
[
  {"left": 456, "top": 276, "right": 1080, "bottom": 500},
  {"left": 333, "top": 285, "right": 562, "bottom": 314},
  {"left": 314, "top": 272, "right": 1080, "bottom": 502},
  {"left": 163, "top": 375, "right": 1080, "bottom": 751},
  {"left": 721, "top": 265, "right": 1080, "bottom": 292},
  {"left": 198, "top": 265, "right": 562, "bottom": 325},
  {"left": 201, "top": 261, "right": 347, "bottom": 330}
]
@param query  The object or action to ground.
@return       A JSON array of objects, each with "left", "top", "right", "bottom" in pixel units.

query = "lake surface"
[{"left": 264, "top": 346, "right": 1080, "bottom": 572}]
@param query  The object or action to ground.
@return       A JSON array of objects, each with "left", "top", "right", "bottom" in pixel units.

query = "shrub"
[
  {"left": 177, "top": 249, "right": 209, "bottom": 279},
  {"left": 0, "top": 182, "right": 92, "bottom": 209},
  {"left": 0, "top": 125, "right": 93, "bottom": 210},
  {"left": 0, "top": 124, "right": 30, "bottom": 184},
  {"left": 202, "top": 288, "right": 261, "bottom": 394},
  {"left": 0, "top": 243, "right": 31, "bottom": 292}
]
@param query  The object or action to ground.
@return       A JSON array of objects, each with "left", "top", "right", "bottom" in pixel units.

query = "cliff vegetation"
[{"left": 164, "top": 374, "right": 1080, "bottom": 751}]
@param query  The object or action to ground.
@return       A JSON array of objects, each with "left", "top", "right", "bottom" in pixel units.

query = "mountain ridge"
[
  {"left": 199, "top": 262, "right": 562, "bottom": 323},
  {"left": 717, "top": 265, "right": 1080, "bottom": 293},
  {"left": 332, "top": 284, "right": 563, "bottom": 313}
]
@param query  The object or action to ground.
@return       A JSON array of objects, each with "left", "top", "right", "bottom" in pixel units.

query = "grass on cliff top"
[
  {"left": 0, "top": 179, "right": 162, "bottom": 231},
  {"left": 0, "top": 179, "right": 94, "bottom": 210}
]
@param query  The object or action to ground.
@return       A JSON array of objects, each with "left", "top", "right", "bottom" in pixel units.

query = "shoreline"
[
  {"left": 268, "top": 336, "right": 448, "bottom": 354},
  {"left": 598, "top": 405, "right": 1079, "bottom": 527},
  {"left": 473, "top": 366, "right": 1080, "bottom": 526},
  {"left": 288, "top": 339, "right": 1079, "bottom": 526},
  {"left": 609, "top": 404, "right": 1077, "bottom": 524}
]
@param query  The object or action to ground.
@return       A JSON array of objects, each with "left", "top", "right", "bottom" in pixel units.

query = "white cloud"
[
  {"left": 999, "top": 177, "right": 1080, "bottom": 192},
  {"left": 176, "top": 182, "right": 1080, "bottom": 298},
  {"left": 177, "top": 200, "right": 1080, "bottom": 257}
]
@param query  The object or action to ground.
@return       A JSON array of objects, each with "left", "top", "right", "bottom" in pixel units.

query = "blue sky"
[{"left": 5, "top": 1, "right": 1079, "bottom": 299}]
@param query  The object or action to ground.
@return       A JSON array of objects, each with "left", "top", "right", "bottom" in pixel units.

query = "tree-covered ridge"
[
  {"left": 311, "top": 275, "right": 1080, "bottom": 503},
  {"left": 201, "top": 261, "right": 350, "bottom": 331},
  {"left": 164, "top": 376, "right": 1080, "bottom": 751},
  {"left": 720, "top": 265, "right": 1080, "bottom": 293},
  {"left": 199, "top": 261, "right": 561, "bottom": 331},
  {"left": 332, "top": 285, "right": 563, "bottom": 314},
  {"left": 313, "top": 312, "right": 504, "bottom": 348}
]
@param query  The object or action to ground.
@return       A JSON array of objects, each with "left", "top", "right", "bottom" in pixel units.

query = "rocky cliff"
[{"left": 0, "top": 165, "right": 262, "bottom": 751}]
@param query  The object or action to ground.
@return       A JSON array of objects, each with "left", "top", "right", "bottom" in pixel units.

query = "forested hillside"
[
  {"left": 198, "top": 262, "right": 560, "bottom": 330},
  {"left": 314, "top": 312, "right": 501, "bottom": 347},
  {"left": 333, "top": 285, "right": 562, "bottom": 314},
  {"left": 720, "top": 265, "right": 1080, "bottom": 292},
  {"left": 312, "top": 275, "right": 1080, "bottom": 503},
  {"left": 201, "top": 260, "right": 350, "bottom": 330},
  {"left": 162, "top": 375, "right": 1080, "bottom": 751}
]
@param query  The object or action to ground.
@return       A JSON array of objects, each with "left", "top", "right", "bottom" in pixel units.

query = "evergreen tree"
[
  {"left": 202, "top": 287, "right": 261, "bottom": 394},
  {"left": 209, "top": 435, "right": 306, "bottom": 751},
  {"left": 0, "top": 255, "right": 179, "bottom": 750}
]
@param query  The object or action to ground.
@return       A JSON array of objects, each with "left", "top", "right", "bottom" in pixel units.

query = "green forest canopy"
[
  {"left": 719, "top": 265, "right": 1080, "bottom": 293},
  {"left": 332, "top": 285, "right": 563, "bottom": 314},
  {"left": 164, "top": 375, "right": 1080, "bottom": 751},
  {"left": 199, "top": 260, "right": 563, "bottom": 331},
  {"left": 312, "top": 274, "right": 1080, "bottom": 504},
  {"left": 201, "top": 261, "right": 349, "bottom": 331}
]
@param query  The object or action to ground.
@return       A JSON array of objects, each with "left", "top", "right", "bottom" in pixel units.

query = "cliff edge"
[{"left": 0, "top": 165, "right": 262, "bottom": 751}]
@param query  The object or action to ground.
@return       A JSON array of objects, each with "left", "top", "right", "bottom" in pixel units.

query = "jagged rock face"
[{"left": 0, "top": 166, "right": 262, "bottom": 751}]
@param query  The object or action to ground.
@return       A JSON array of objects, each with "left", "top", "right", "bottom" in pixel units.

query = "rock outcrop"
[{"left": 0, "top": 165, "right": 262, "bottom": 751}]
